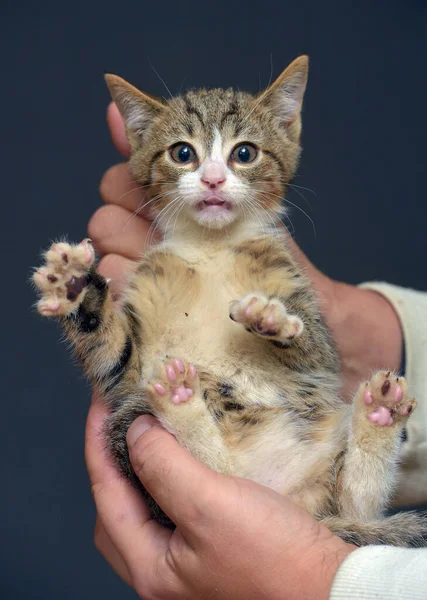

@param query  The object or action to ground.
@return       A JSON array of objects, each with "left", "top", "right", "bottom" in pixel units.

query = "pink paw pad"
[
  {"left": 368, "top": 406, "right": 393, "bottom": 427},
  {"left": 171, "top": 386, "right": 194, "bottom": 404},
  {"left": 34, "top": 239, "right": 96, "bottom": 317},
  {"left": 149, "top": 358, "right": 198, "bottom": 406},
  {"left": 363, "top": 372, "right": 415, "bottom": 427}
]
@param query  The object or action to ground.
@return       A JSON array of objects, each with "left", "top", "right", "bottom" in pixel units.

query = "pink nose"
[{"left": 201, "top": 163, "right": 226, "bottom": 189}]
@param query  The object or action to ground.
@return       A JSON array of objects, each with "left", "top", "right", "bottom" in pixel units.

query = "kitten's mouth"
[{"left": 196, "top": 196, "right": 233, "bottom": 213}]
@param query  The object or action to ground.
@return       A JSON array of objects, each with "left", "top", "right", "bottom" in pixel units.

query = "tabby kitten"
[{"left": 34, "top": 56, "right": 427, "bottom": 546}]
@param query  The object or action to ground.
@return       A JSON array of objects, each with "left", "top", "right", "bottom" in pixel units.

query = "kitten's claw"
[
  {"left": 229, "top": 293, "right": 303, "bottom": 342},
  {"left": 360, "top": 371, "right": 416, "bottom": 427},
  {"left": 33, "top": 240, "right": 95, "bottom": 317},
  {"left": 147, "top": 357, "right": 199, "bottom": 405}
]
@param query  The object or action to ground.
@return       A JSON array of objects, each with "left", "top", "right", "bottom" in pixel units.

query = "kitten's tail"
[{"left": 322, "top": 511, "right": 427, "bottom": 547}]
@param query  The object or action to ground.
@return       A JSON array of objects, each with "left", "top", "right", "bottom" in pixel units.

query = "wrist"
[{"left": 299, "top": 537, "right": 356, "bottom": 600}]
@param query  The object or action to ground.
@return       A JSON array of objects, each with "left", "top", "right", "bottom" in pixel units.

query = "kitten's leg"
[
  {"left": 108, "top": 357, "right": 230, "bottom": 477},
  {"left": 145, "top": 357, "right": 231, "bottom": 473},
  {"left": 33, "top": 240, "right": 135, "bottom": 393},
  {"left": 105, "top": 355, "right": 231, "bottom": 527},
  {"left": 229, "top": 293, "right": 304, "bottom": 345},
  {"left": 338, "top": 371, "right": 416, "bottom": 521}
]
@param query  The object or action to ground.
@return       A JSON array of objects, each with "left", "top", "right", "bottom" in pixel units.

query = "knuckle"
[
  {"left": 99, "top": 164, "right": 119, "bottom": 199},
  {"left": 97, "top": 254, "right": 119, "bottom": 277},
  {"left": 88, "top": 205, "right": 121, "bottom": 242},
  {"left": 87, "top": 206, "right": 109, "bottom": 242}
]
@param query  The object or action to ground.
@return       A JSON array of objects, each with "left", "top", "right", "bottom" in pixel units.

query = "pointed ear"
[
  {"left": 104, "top": 74, "right": 165, "bottom": 149},
  {"left": 259, "top": 55, "right": 309, "bottom": 140}
]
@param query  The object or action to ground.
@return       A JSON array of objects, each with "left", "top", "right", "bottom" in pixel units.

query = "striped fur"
[{"left": 34, "top": 57, "right": 427, "bottom": 546}]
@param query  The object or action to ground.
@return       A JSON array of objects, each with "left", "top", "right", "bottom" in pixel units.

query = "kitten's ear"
[
  {"left": 105, "top": 74, "right": 165, "bottom": 149},
  {"left": 259, "top": 55, "right": 308, "bottom": 141}
]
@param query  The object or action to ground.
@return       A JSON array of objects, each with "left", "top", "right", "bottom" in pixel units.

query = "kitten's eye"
[
  {"left": 170, "top": 143, "right": 197, "bottom": 164},
  {"left": 230, "top": 143, "right": 258, "bottom": 164}
]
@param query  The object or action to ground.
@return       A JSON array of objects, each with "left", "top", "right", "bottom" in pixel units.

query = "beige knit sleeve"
[
  {"left": 330, "top": 546, "right": 427, "bottom": 600},
  {"left": 359, "top": 283, "right": 427, "bottom": 506}
]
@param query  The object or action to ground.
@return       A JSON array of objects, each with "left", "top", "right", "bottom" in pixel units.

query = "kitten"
[{"left": 33, "top": 56, "right": 427, "bottom": 547}]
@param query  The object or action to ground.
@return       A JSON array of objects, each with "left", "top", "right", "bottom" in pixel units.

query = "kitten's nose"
[{"left": 201, "top": 162, "right": 226, "bottom": 189}]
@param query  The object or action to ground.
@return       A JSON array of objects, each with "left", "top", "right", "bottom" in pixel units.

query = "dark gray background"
[{"left": 1, "top": 0, "right": 426, "bottom": 598}]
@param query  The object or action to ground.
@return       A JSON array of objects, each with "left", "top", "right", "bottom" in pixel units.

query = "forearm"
[{"left": 325, "top": 282, "right": 402, "bottom": 399}]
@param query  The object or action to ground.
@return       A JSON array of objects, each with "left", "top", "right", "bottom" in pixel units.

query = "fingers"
[
  {"left": 85, "top": 397, "right": 171, "bottom": 568},
  {"left": 100, "top": 162, "right": 151, "bottom": 215},
  {"left": 89, "top": 204, "right": 151, "bottom": 259},
  {"left": 107, "top": 102, "right": 130, "bottom": 157},
  {"left": 97, "top": 254, "right": 136, "bottom": 297},
  {"left": 94, "top": 517, "right": 133, "bottom": 586},
  {"left": 127, "top": 416, "right": 222, "bottom": 536}
]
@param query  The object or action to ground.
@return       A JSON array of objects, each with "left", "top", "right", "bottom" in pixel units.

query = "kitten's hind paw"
[
  {"left": 33, "top": 239, "right": 95, "bottom": 317},
  {"left": 359, "top": 371, "right": 416, "bottom": 427},
  {"left": 146, "top": 357, "right": 199, "bottom": 405},
  {"left": 229, "top": 293, "right": 303, "bottom": 343}
]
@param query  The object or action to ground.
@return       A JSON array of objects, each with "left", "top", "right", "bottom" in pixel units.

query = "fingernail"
[{"left": 127, "top": 416, "right": 154, "bottom": 449}]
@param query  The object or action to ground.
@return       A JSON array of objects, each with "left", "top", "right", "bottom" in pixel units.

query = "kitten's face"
[{"left": 106, "top": 56, "right": 308, "bottom": 233}]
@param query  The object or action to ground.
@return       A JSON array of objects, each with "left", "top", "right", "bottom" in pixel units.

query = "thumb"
[{"left": 127, "top": 416, "right": 220, "bottom": 530}]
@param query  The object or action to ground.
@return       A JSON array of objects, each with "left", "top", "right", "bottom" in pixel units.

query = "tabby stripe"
[
  {"left": 262, "top": 149, "right": 286, "bottom": 179},
  {"left": 183, "top": 119, "right": 194, "bottom": 137},
  {"left": 104, "top": 336, "right": 133, "bottom": 390},
  {"left": 220, "top": 100, "right": 238, "bottom": 129},
  {"left": 234, "top": 119, "right": 245, "bottom": 137},
  {"left": 149, "top": 150, "right": 164, "bottom": 171},
  {"left": 122, "top": 302, "right": 142, "bottom": 345},
  {"left": 183, "top": 97, "right": 205, "bottom": 128},
  {"left": 87, "top": 269, "right": 108, "bottom": 297}
]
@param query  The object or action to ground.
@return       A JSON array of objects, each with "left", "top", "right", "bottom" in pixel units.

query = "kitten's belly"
[
  {"left": 142, "top": 288, "right": 337, "bottom": 500},
  {"left": 133, "top": 256, "right": 341, "bottom": 508},
  {"left": 142, "top": 267, "right": 254, "bottom": 371}
]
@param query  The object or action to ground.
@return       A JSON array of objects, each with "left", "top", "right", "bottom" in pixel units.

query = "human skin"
[
  {"left": 87, "top": 404, "right": 355, "bottom": 599},
  {"left": 84, "top": 103, "right": 404, "bottom": 598}
]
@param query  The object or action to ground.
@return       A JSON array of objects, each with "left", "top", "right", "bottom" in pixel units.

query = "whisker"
[
  {"left": 148, "top": 58, "right": 173, "bottom": 100},
  {"left": 287, "top": 183, "right": 317, "bottom": 196},
  {"left": 122, "top": 189, "right": 177, "bottom": 230},
  {"left": 252, "top": 181, "right": 314, "bottom": 212},
  {"left": 162, "top": 196, "right": 182, "bottom": 236},
  {"left": 287, "top": 185, "right": 314, "bottom": 212},
  {"left": 267, "top": 53, "right": 274, "bottom": 90},
  {"left": 116, "top": 180, "right": 176, "bottom": 203},
  {"left": 168, "top": 198, "right": 187, "bottom": 241},
  {"left": 150, "top": 195, "right": 183, "bottom": 244},
  {"left": 243, "top": 193, "right": 281, "bottom": 240},
  {"left": 248, "top": 178, "right": 317, "bottom": 199},
  {"left": 258, "top": 189, "right": 316, "bottom": 236}
]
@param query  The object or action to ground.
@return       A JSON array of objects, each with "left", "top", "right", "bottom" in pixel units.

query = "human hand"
[
  {"left": 86, "top": 400, "right": 355, "bottom": 599},
  {"left": 90, "top": 103, "right": 403, "bottom": 400}
]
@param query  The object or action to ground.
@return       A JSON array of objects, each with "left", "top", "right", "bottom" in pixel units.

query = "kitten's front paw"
[
  {"left": 229, "top": 293, "right": 303, "bottom": 342},
  {"left": 361, "top": 371, "right": 416, "bottom": 427},
  {"left": 33, "top": 239, "right": 95, "bottom": 316},
  {"left": 146, "top": 357, "right": 200, "bottom": 405}
]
